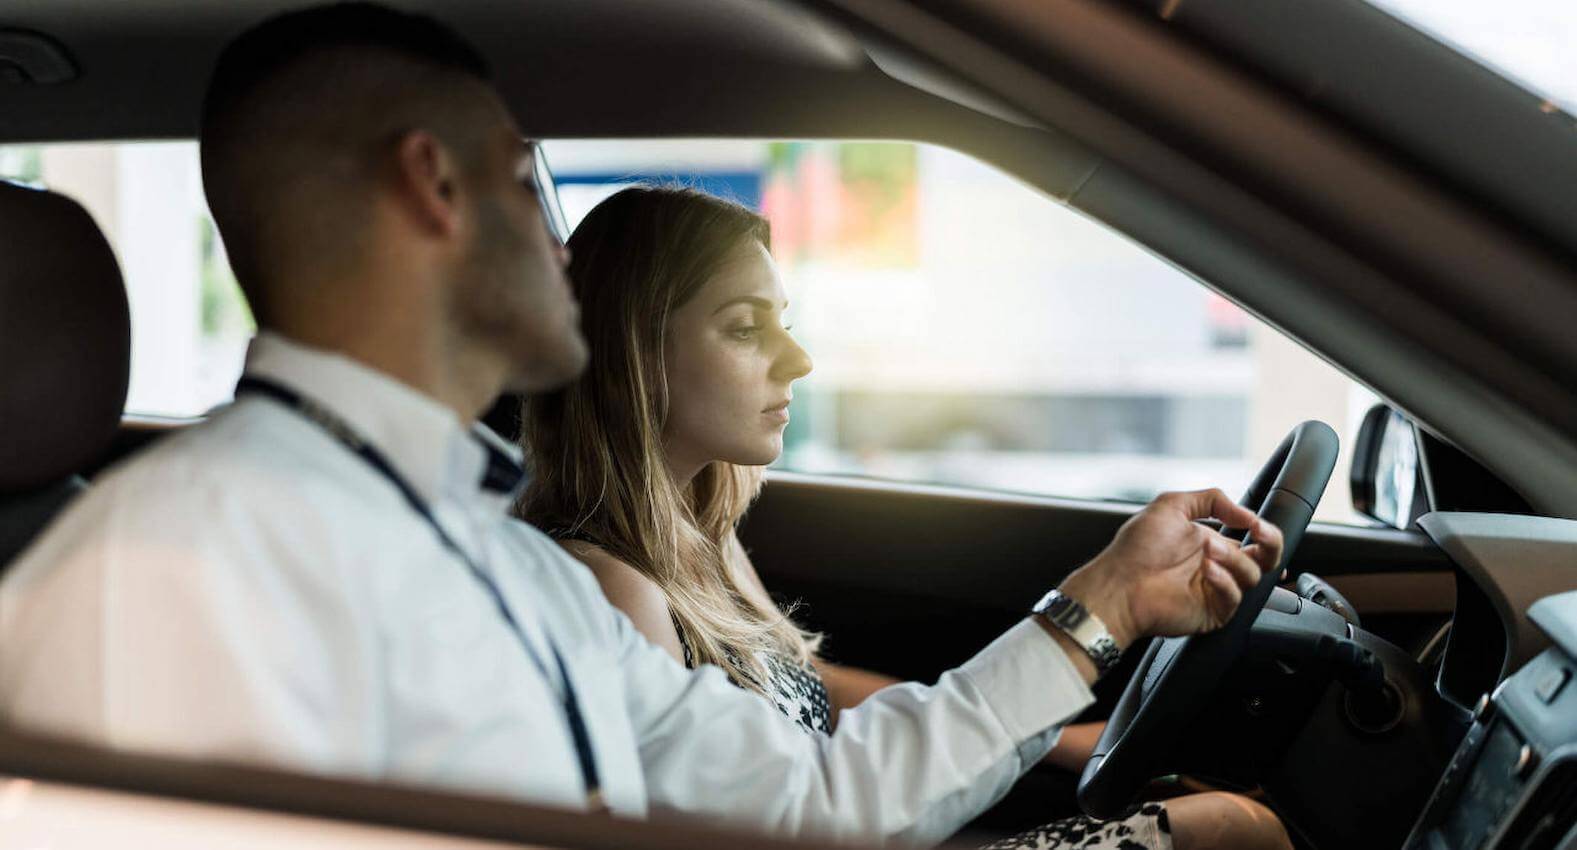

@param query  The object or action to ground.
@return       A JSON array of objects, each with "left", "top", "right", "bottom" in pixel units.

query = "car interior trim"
[
  {"left": 1134, "top": 0, "right": 1577, "bottom": 258},
  {"left": 1419, "top": 512, "right": 1577, "bottom": 681},
  {"left": 0, "top": 728, "right": 870, "bottom": 850}
]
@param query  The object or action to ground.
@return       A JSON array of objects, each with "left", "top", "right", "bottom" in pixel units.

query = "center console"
[{"left": 1404, "top": 591, "right": 1577, "bottom": 849}]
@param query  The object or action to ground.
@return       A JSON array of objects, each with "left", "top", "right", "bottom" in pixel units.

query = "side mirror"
[{"left": 1351, "top": 404, "right": 1425, "bottom": 528}]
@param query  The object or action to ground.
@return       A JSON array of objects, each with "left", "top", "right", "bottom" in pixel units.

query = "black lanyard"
[{"left": 236, "top": 376, "right": 603, "bottom": 805}]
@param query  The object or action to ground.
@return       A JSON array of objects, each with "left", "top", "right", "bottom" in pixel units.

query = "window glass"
[
  {"left": 1, "top": 141, "right": 253, "bottom": 418},
  {"left": 3, "top": 138, "right": 1381, "bottom": 523},
  {"left": 545, "top": 140, "right": 1379, "bottom": 524}
]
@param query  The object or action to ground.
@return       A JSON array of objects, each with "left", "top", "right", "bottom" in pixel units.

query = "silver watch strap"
[{"left": 1033, "top": 589, "right": 1123, "bottom": 674}]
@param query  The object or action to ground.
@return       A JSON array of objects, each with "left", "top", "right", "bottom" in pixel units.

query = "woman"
[{"left": 518, "top": 186, "right": 1290, "bottom": 850}]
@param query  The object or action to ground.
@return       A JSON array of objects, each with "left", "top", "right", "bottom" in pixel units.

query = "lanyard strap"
[{"left": 236, "top": 375, "right": 603, "bottom": 803}]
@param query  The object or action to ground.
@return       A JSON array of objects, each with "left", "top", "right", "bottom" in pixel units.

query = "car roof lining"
[
  {"left": 0, "top": 0, "right": 937, "bottom": 140},
  {"left": 0, "top": 1, "right": 1122, "bottom": 222},
  {"left": 0, "top": 1, "right": 1104, "bottom": 191}
]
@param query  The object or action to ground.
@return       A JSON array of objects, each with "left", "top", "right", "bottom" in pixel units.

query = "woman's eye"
[{"left": 730, "top": 326, "right": 760, "bottom": 341}]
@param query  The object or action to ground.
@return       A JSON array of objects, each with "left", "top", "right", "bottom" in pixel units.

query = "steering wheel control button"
[
  {"left": 1265, "top": 587, "right": 1301, "bottom": 614},
  {"left": 1533, "top": 667, "right": 1570, "bottom": 705}
]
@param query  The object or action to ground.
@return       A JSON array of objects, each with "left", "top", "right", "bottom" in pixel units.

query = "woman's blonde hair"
[{"left": 517, "top": 186, "right": 820, "bottom": 691}]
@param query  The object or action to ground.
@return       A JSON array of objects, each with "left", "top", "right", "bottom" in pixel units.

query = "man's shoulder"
[
  {"left": 497, "top": 519, "right": 596, "bottom": 581},
  {"left": 21, "top": 401, "right": 387, "bottom": 563},
  {"left": 100, "top": 400, "right": 368, "bottom": 502}
]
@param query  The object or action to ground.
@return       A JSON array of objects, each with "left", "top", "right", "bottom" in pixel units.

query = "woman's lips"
[{"left": 763, "top": 400, "right": 791, "bottom": 423}]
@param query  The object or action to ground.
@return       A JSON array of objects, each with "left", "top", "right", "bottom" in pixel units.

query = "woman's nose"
[{"left": 773, "top": 332, "right": 813, "bottom": 381}]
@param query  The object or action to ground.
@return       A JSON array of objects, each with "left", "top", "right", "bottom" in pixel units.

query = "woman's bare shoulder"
[
  {"left": 557, "top": 540, "right": 663, "bottom": 604},
  {"left": 555, "top": 540, "right": 686, "bottom": 661}
]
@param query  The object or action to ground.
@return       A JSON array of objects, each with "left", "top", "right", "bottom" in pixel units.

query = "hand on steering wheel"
[
  {"left": 1060, "top": 489, "right": 1285, "bottom": 649},
  {"left": 1075, "top": 421, "right": 1339, "bottom": 820}
]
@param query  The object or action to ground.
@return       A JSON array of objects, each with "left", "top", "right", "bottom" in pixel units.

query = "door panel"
[
  {"left": 742, "top": 472, "right": 1456, "bottom": 835},
  {"left": 744, "top": 472, "right": 1454, "bottom": 676}
]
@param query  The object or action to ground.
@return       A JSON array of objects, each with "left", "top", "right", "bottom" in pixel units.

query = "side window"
[
  {"left": 546, "top": 140, "right": 1378, "bottom": 524},
  {"left": 2, "top": 138, "right": 1378, "bottom": 523},
  {"left": 0, "top": 142, "right": 253, "bottom": 418}
]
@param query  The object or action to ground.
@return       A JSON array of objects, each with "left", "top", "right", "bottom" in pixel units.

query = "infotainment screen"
[{"left": 1442, "top": 721, "right": 1527, "bottom": 848}]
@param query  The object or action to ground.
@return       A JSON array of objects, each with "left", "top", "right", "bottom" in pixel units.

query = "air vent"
[
  {"left": 1497, "top": 758, "right": 1577, "bottom": 849},
  {"left": 0, "top": 30, "right": 77, "bottom": 85}
]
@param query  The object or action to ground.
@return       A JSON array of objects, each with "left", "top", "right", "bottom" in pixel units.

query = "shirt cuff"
[{"left": 957, "top": 617, "right": 1096, "bottom": 744}]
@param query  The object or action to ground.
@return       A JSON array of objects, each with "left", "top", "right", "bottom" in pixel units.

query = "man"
[{"left": 0, "top": 5, "right": 1284, "bottom": 847}]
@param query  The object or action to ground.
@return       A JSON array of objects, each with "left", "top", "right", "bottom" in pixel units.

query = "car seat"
[{"left": 0, "top": 180, "right": 130, "bottom": 568}]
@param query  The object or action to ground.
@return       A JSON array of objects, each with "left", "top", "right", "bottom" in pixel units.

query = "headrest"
[{"left": 0, "top": 180, "right": 130, "bottom": 494}]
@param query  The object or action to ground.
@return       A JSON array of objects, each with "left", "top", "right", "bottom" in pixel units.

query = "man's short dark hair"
[
  {"left": 201, "top": 3, "right": 490, "bottom": 134},
  {"left": 200, "top": 3, "right": 498, "bottom": 324}
]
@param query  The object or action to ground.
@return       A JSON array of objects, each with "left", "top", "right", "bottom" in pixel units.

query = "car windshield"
[{"left": 1367, "top": 0, "right": 1577, "bottom": 115}]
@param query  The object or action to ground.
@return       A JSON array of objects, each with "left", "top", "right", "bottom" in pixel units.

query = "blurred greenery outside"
[
  {"left": 199, "top": 216, "right": 255, "bottom": 336},
  {"left": 0, "top": 147, "right": 43, "bottom": 184}
]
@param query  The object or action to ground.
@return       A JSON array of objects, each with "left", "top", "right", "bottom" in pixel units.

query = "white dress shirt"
[{"left": 0, "top": 332, "right": 1094, "bottom": 846}]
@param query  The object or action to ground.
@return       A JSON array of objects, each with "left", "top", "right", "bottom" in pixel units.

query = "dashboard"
[
  {"left": 1418, "top": 513, "right": 1577, "bottom": 709},
  {"left": 1402, "top": 514, "right": 1577, "bottom": 849},
  {"left": 1405, "top": 592, "right": 1576, "bottom": 849}
]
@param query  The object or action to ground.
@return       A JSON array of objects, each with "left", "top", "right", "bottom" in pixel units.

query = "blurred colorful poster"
[{"left": 761, "top": 142, "right": 917, "bottom": 268}]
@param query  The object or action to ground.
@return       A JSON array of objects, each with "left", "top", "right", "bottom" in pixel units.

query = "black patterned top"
[{"left": 674, "top": 616, "right": 833, "bottom": 736}]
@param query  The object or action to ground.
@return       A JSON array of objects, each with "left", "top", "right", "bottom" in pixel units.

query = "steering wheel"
[{"left": 1076, "top": 421, "right": 1339, "bottom": 819}]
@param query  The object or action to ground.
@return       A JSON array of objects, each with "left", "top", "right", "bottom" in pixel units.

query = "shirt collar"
[{"left": 240, "top": 331, "right": 525, "bottom": 511}]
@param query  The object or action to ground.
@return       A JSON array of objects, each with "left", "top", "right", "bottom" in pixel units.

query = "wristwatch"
[{"left": 1032, "top": 589, "right": 1123, "bottom": 675}]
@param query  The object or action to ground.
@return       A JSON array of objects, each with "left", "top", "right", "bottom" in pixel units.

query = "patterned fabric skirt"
[{"left": 980, "top": 803, "right": 1171, "bottom": 850}]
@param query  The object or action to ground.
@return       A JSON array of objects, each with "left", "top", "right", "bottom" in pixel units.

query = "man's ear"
[{"left": 392, "top": 129, "right": 463, "bottom": 238}]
